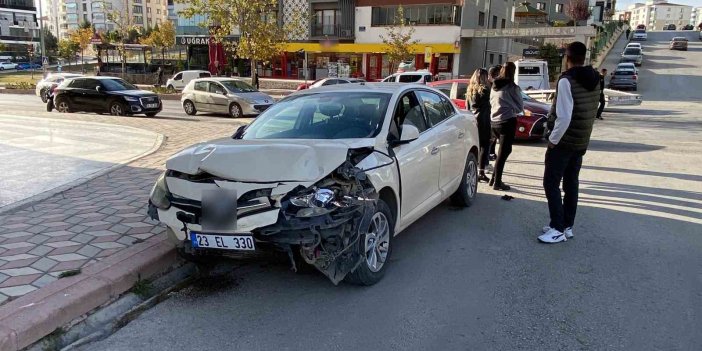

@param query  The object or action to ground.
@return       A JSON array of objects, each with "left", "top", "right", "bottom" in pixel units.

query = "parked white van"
[
  {"left": 515, "top": 60, "right": 550, "bottom": 91},
  {"left": 166, "top": 70, "right": 211, "bottom": 91},
  {"left": 381, "top": 70, "right": 433, "bottom": 84}
]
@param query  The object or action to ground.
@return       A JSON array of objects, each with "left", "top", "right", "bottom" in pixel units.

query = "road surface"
[{"left": 49, "top": 31, "right": 702, "bottom": 350}]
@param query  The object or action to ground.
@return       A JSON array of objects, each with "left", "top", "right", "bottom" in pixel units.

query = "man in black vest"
[{"left": 539, "top": 42, "right": 600, "bottom": 244}]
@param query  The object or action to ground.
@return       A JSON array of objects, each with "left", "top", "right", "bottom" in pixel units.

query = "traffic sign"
[{"left": 42, "top": 56, "right": 48, "bottom": 66}]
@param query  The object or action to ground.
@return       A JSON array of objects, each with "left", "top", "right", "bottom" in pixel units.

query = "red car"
[{"left": 428, "top": 79, "right": 550, "bottom": 140}]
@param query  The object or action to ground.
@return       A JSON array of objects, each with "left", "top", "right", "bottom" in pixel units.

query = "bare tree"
[
  {"left": 565, "top": 0, "right": 591, "bottom": 26},
  {"left": 380, "top": 6, "right": 419, "bottom": 73}
]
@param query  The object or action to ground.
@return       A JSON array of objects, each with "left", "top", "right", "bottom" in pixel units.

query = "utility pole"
[
  {"left": 38, "top": 0, "right": 46, "bottom": 74},
  {"left": 482, "top": 0, "right": 493, "bottom": 68}
]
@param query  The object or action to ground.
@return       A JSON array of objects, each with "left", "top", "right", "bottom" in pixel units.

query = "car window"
[
  {"left": 194, "top": 81, "right": 208, "bottom": 92},
  {"left": 424, "top": 74, "right": 433, "bottom": 82},
  {"left": 518, "top": 66, "right": 541, "bottom": 75},
  {"left": 208, "top": 83, "right": 225, "bottom": 94},
  {"left": 173, "top": 73, "right": 183, "bottom": 80},
  {"left": 456, "top": 83, "right": 468, "bottom": 100},
  {"left": 398, "top": 75, "right": 422, "bottom": 83},
  {"left": 199, "top": 72, "right": 211, "bottom": 78},
  {"left": 624, "top": 48, "right": 641, "bottom": 55},
  {"left": 635, "top": 29, "right": 645, "bottom": 33},
  {"left": 614, "top": 71, "right": 635, "bottom": 76},
  {"left": 433, "top": 83, "right": 453, "bottom": 97},
  {"left": 220, "top": 80, "right": 257, "bottom": 93},
  {"left": 381, "top": 76, "right": 395, "bottom": 82},
  {"left": 241, "top": 92, "right": 391, "bottom": 140},
  {"left": 100, "top": 79, "right": 138, "bottom": 91},
  {"left": 338, "top": 79, "right": 350, "bottom": 84},
  {"left": 322, "top": 79, "right": 338, "bottom": 86},
  {"left": 68, "top": 79, "right": 84, "bottom": 88},
  {"left": 394, "top": 92, "right": 428, "bottom": 133},
  {"left": 417, "top": 90, "right": 451, "bottom": 126}
]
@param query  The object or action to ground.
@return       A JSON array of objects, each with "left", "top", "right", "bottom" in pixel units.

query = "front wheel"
[
  {"left": 229, "top": 103, "right": 243, "bottom": 118},
  {"left": 345, "top": 199, "right": 394, "bottom": 286},
  {"left": 450, "top": 152, "right": 478, "bottom": 207},
  {"left": 109, "top": 101, "right": 127, "bottom": 116}
]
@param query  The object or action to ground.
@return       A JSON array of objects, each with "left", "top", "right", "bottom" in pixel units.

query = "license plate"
[
  {"left": 190, "top": 232, "right": 255, "bottom": 251},
  {"left": 146, "top": 103, "right": 158, "bottom": 109}
]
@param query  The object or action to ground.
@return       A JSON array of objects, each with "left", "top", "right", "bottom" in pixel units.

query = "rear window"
[
  {"left": 199, "top": 72, "right": 211, "bottom": 78},
  {"left": 518, "top": 66, "right": 541, "bottom": 75},
  {"left": 399, "top": 74, "right": 422, "bottom": 83},
  {"left": 635, "top": 29, "right": 645, "bottom": 33},
  {"left": 624, "top": 48, "right": 641, "bottom": 55},
  {"left": 672, "top": 38, "right": 687, "bottom": 42},
  {"left": 614, "top": 71, "right": 635, "bottom": 76}
]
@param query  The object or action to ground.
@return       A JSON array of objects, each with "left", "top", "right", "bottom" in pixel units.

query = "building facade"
[
  {"left": 690, "top": 6, "right": 702, "bottom": 27},
  {"left": 0, "top": 0, "right": 39, "bottom": 54},
  {"left": 626, "top": 1, "right": 692, "bottom": 30},
  {"left": 53, "top": 0, "right": 167, "bottom": 39}
]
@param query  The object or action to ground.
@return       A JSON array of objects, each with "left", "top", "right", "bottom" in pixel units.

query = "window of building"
[
  {"left": 133, "top": 6, "right": 143, "bottom": 14},
  {"left": 157, "top": 9, "right": 161, "bottom": 14},
  {"left": 315, "top": 9, "right": 339, "bottom": 35},
  {"left": 134, "top": 15, "right": 143, "bottom": 24},
  {"left": 147, "top": 7, "right": 151, "bottom": 13},
  {"left": 536, "top": 2, "right": 545, "bottom": 10},
  {"left": 478, "top": 11, "right": 485, "bottom": 26},
  {"left": 499, "top": 54, "right": 503, "bottom": 64},
  {"left": 501, "top": 18, "right": 506, "bottom": 28},
  {"left": 82, "top": 3, "right": 87, "bottom": 11},
  {"left": 371, "top": 5, "right": 461, "bottom": 26},
  {"left": 555, "top": 4, "right": 563, "bottom": 13},
  {"left": 489, "top": 53, "right": 494, "bottom": 64},
  {"left": 492, "top": 15, "right": 497, "bottom": 29},
  {"left": 83, "top": 14, "right": 88, "bottom": 23}
]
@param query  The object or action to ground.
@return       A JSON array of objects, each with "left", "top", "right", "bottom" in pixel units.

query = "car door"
[
  {"left": 391, "top": 91, "right": 441, "bottom": 222},
  {"left": 69, "top": 78, "right": 98, "bottom": 110},
  {"left": 83, "top": 79, "right": 106, "bottom": 111},
  {"left": 208, "top": 82, "right": 229, "bottom": 114},
  {"left": 416, "top": 90, "right": 468, "bottom": 193},
  {"left": 172, "top": 72, "right": 184, "bottom": 90},
  {"left": 192, "top": 81, "right": 210, "bottom": 111}
]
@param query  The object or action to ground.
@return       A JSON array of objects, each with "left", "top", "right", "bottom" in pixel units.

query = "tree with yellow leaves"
[{"left": 70, "top": 27, "right": 93, "bottom": 73}]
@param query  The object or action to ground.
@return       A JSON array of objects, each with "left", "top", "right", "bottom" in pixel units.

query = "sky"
[{"left": 616, "top": 0, "right": 702, "bottom": 11}]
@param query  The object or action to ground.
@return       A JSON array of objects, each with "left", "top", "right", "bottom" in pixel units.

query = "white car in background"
[
  {"left": 632, "top": 29, "right": 647, "bottom": 41},
  {"left": 382, "top": 70, "right": 434, "bottom": 84},
  {"left": 35, "top": 73, "right": 83, "bottom": 103},
  {"left": 615, "top": 62, "right": 639, "bottom": 74},
  {"left": 148, "top": 83, "right": 479, "bottom": 286},
  {"left": 166, "top": 70, "right": 211, "bottom": 91},
  {"left": 625, "top": 43, "right": 643, "bottom": 52},
  {"left": 0, "top": 61, "right": 16, "bottom": 71}
]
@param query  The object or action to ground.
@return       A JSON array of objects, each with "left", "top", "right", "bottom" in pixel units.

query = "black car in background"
[
  {"left": 663, "top": 24, "right": 677, "bottom": 30},
  {"left": 54, "top": 76, "right": 162, "bottom": 116}
]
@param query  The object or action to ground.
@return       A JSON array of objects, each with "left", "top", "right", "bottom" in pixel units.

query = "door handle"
[
  {"left": 458, "top": 131, "right": 465, "bottom": 139},
  {"left": 431, "top": 146, "right": 440, "bottom": 155}
]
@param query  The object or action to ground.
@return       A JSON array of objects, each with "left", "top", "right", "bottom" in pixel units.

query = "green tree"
[
  {"left": 58, "top": 38, "right": 79, "bottom": 66},
  {"left": 179, "top": 0, "right": 306, "bottom": 79},
  {"left": 80, "top": 20, "right": 92, "bottom": 30},
  {"left": 105, "top": 3, "right": 139, "bottom": 77},
  {"left": 43, "top": 27, "right": 59, "bottom": 55},
  {"left": 565, "top": 0, "right": 591, "bottom": 26},
  {"left": 538, "top": 43, "right": 562, "bottom": 81},
  {"left": 380, "top": 6, "right": 419, "bottom": 73}
]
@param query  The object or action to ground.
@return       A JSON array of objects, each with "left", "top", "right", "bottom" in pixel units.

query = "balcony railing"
[{"left": 311, "top": 24, "right": 353, "bottom": 39}]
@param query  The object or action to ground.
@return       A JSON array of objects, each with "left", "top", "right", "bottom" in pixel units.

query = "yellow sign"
[
  {"left": 424, "top": 47, "right": 432, "bottom": 63},
  {"left": 284, "top": 43, "right": 459, "bottom": 54}
]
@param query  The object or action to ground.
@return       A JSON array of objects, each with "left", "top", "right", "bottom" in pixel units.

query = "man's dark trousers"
[
  {"left": 597, "top": 93, "right": 605, "bottom": 118},
  {"left": 543, "top": 146, "right": 586, "bottom": 232}
]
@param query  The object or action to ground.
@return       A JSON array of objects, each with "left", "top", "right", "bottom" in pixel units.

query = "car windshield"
[
  {"left": 220, "top": 80, "right": 257, "bottom": 93},
  {"left": 240, "top": 92, "right": 391, "bottom": 140},
  {"left": 624, "top": 48, "right": 641, "bottom": 55},
  {"left": 101, "top": 79, "right": 138, "bottom": 91}
]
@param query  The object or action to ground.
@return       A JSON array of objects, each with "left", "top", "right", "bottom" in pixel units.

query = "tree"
[
  {"left": 380, "top": 6, "right": 419, "bottom": 74},
  {"left": 565, "top": 0, "right": 591, "bottom": 26},
  {"left": 70, "top": 27, "right": 93, "bottom": 73},
  {"left": 58, "top": 38, "right": 79, "bottom": 66},
  {"left": 141, "top": 21, "right": 176, "bottom": 65},
  {"left": 80, "top": 20, "right": 92, "bottom": 30},
  {"left": 43, "top": 27, "right": 59, "bottom": 55},
  {"left": 179, "top": 0, "right": 306, "bottom": 79},
  {"left": 105, "top": 4, "right": 139, "bottom": 77}
]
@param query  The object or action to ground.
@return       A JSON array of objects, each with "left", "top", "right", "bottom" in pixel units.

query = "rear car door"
[
  {"left": 416, "top": 90, "right": 468, "bottom": 192},
  {"left": 391, "top": 91, "right": 441, "bottom": 220},
  {"left": 208, "top": 82, "right": 229, "bottom": 114}
]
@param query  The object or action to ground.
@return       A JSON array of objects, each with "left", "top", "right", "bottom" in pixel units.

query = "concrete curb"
[
  {"left": 0, "top": 89, "right": 33, "bottom": 95},
  {"left": 0, "top": 116, "right": 165, "bottom": 216},
  {"left": 0, "top": 235, "right": 178, "bottom": 351}
]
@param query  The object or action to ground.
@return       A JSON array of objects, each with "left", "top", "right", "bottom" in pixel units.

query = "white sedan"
[
  {"left": 0, "top": 62, "right": 16, "bottom": 71},
  {"left": 148, "top": 83, "right": 480, "bottom": 285}
]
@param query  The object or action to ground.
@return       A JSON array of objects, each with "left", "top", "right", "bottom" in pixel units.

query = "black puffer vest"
[{"left": 547, "top": 66, "right": 600, "bottom": 151}]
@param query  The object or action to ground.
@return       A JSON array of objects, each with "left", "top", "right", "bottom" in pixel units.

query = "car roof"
[
  {"left": 429, "top": 79, "right": 469, "bottom": 85},
  {"left": 178, "top": 70, "right": 210, "bottom": 73},
  {"left": 192, "top": 77, "right": 247, "bottom": 82},
  {"left": 71, "top": 76, "right": 124, "bottom": 80},
  {"left": 290, "top": 82, "right": 434, "bottom": 96}
]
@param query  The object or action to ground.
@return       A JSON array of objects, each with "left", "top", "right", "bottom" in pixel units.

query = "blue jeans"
[{"left": 543, "top": 146, "right": 586, "bottom": 232}]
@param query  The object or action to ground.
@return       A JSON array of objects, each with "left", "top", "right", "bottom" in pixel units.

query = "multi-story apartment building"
[
  {"left": 626, "top": 1, "right": 692, "bottom": 30},
  {"left": 0, "top": 0, "right": 39, "bottom": 53},
  {"left": 690, "top": 6, "right": 702, "bottom": 27},
  {"left": 53, "top": 0, "right": 167, "bottom": 39}
]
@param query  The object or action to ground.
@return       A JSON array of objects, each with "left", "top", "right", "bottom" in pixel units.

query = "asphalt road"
[{"left": 76, "top": 31, "right": 702, "bottom": 351}]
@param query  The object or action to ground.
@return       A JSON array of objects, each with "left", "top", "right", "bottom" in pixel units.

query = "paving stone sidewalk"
[{"left": 0, "top": 111, "right": 245, "bottom": 304}]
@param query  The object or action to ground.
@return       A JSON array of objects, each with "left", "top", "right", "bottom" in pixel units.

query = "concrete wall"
[{"left": 354, "top": 6, "right": 461, "bottom": 44}]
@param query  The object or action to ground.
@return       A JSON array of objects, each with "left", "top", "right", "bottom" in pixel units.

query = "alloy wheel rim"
[
  {"left": 365, "top": 212, "right": 390, "bottom": 273},
  {"left": 185, "top": 102, "right": 193, "bottom": 114},
  {"left": 466, "top": 159, "right": 477, "bottom": 198},
  {"left": 57, "top": 101, "right": 68, "bottom": 112},
  {"left": 111, "top": 104, "right": 123, "bottom": 115},
  {"left": 231, "top": 104, "right": 241, "bottom": 117}
]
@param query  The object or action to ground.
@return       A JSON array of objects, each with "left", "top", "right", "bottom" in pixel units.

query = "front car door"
[
  {"left": 208, "top": 82, "right": 229, "bottom": 114},
  {"left": 391, "top": 91, "right": 441, "bottom": 223},
  {"left": 192, "top": 81, "right": 210, "bottom": 111},
  {"left": 71, "top": 78, "right": 101, "bottom": 111},
  {"left": 416, "top": 90, "right": 468, "bottom": 193},
  {"left": 172, "top": 72, "right": 184, "bottom": 90}
]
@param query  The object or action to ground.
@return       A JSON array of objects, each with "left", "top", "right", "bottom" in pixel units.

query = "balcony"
[
  {"left": 311, "top": 24, "right": 354, "bottom": 39},
  {"left": 0, "top": 0, "right": 36, "bottom": 11}
]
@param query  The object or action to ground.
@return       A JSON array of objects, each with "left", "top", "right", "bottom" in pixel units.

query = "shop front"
[{"left": 176, "top": 35, "right": 240, "bottom": 75}]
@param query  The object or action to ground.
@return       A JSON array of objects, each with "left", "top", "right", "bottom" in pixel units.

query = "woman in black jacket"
[{"left": 467, "top": 68, "right": 492, "bottom": 183}]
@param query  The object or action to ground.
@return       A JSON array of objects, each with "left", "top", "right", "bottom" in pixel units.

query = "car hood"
[
  {"left": 166, "top": 138, "right": 375, "bottom": 183},
  {"left": 107, "top": 90, "right": 158, "bottom": 97},
  {"left": 235, "top": 92, "right": 274, "bottom": 103},
  {"left": 524, "top": 100, "right": 550, "bottom": 115}
]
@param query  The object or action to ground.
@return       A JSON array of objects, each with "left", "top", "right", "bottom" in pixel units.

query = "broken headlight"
[
  {"left": 149, "top": 172, "right": 171, "bottom": 210},
  {"left": 290, "top": 188, "right": 338, "bottom": 217}
]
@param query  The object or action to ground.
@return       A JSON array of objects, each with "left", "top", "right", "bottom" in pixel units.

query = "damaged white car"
[{"left": 148, "top": 84, "right": 480, "bottom": 285}]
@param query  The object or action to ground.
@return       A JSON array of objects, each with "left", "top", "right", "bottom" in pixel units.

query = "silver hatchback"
[{"left": 181, "top": 78, "right": 274, "bottom": 118}]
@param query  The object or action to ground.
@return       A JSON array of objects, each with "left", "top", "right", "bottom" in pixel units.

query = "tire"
[
  {"left": 344, "top": 199, "right": 394, "bottom": 286},
  {"left": 229, "top": 102, "right": 243, "bottom": 118},
  {"left": 109, "top": 101, "right": 127, "bottom": 116},
  {"left": 167, "top": 85, "right": 174, "bottom": 91},
  {"left": 145, "top": 112, "right": 157, "bottom": 117},
  {"left": 450, "top": 152, "right": 478, "bottom": 207},
  {"left": 40, "top": 89, "right": 48, "bottom": 103},
  {"left": 0, "top": 67, "right": 4, "bottom": 71},
  {"left": 633, "top": 86, "right": 638, "bottom": 91},
  {"left": 55, "top": 97, "right": 71, "bottom": 113},
  {"left": 183, "top": 100, "right": 197, "bottom": 115}
]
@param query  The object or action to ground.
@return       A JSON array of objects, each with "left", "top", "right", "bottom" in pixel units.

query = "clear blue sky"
[{"left": 617, "top": 0, "right": 702, "bottom": 11}]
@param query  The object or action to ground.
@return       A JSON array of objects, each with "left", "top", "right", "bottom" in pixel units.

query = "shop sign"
[
  {"left": 424, "top": 47, "right": 432, "bottom": 63},
  {"left": 177, "top": 36, "right": 239, "bottom": 46},
  {"left": 523, "top": 48, "right": 540, "bottom": 58}
]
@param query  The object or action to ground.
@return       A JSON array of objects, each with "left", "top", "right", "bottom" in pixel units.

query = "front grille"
[
  {"left": 253, "top": 104, "right": 271, "bottom": 112},
  {"left": 140, "top": 96, "right": 160, "bottom": 106},
  {"left": 169, "top": 192, "right": 274, "bottom": 219}
]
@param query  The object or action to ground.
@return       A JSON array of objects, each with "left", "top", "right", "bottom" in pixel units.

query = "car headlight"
[
  {"left": 124, "top": 96, "right": 139, "bottom": 102},
  {"left": 290, "top": 188, "right": 338, "bottom": 217},
  {"left": 149, "top": 172, "right": 171, "bottom": 209}
]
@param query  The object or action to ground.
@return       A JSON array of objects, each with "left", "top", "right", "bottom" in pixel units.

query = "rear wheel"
[
  {"left": 109, "top": 101, "right": 127, "bottom": 116},
  {"left": 55, "top": 97, "right": 71, "bottom": 113},
  {"left": 450, "top": 152, "right": 478, "bottom": 207},
  {"left": 345, "top": 199, "right": 394, "bottom": 286},
  {"left": 183, "top": 100, "right": 197, "bottom": 115}
]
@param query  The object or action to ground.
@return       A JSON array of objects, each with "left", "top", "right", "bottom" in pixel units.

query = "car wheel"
[
  {"left": 40, "top": 88, "right": 48, "bottom": 103},
  {"left": 167, "top": 84, "right": 174, "bottom": 91},
  {"left": 450, "top": 152, "right": 478, "bottom": 207},
  {"left": 0, "top": 67, "right": 4, "bottom": 71},
  {"left": 345, "top": 199, "right": 394, "bottom": 286},
  {"left": 109, "top": 101, "right": 127, "bottom": 116},
  {"left": 229, "top": 103, "right": 243, "bottom": 118},
  {"left": 183, "top": 100, "right": 197, "bottom": 115},
  {"left": 145, "top": 112, "right": 157, "bottom": 117},
  {"left": 55, "top": 98, "right": 71, "bottom": 113}
]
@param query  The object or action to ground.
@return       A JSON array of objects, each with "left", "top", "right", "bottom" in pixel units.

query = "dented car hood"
[{"left": 166, "top": 138, "right": 376, "bottom": 183}]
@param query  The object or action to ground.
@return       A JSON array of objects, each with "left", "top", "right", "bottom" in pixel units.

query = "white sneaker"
[
  {"left": 538, "top": 228, "right": 567, "bottom": 243},
  {"left": 543, "top": 226, "right": 574, "bottom": 239}
]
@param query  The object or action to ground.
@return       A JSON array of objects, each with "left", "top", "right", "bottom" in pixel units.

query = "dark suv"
[{"left": 54, "top": 76, "right": 162, "bottom": 116}]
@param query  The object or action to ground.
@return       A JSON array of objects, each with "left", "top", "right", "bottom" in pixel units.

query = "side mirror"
[
  {"left": 390, "top": 124, "right": 420, "bottom": 147},
  {"left": 96, "top": 86, "right": 103, "bottom": 93}
]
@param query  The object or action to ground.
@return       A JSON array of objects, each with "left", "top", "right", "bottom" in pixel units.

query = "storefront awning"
[{"left": 284, "top": 42, "right": 460, "bottom": 54}]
